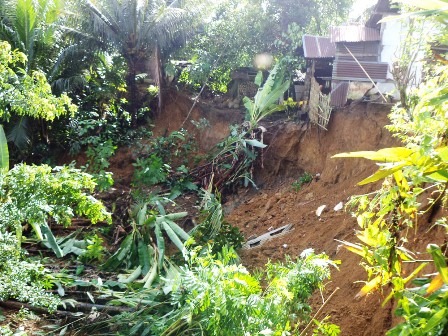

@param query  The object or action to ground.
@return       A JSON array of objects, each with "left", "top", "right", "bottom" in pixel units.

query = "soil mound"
[
  {"left": 154, "top": 95, "right": 403, "bottom": 334},
  {"left": 224, "top": 102, "right": 399, "bottom": 335}
]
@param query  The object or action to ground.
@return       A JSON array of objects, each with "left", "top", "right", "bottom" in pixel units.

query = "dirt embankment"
[
  {"left": 154, "top": 92, "right": 244, "bottom": 150},
  {"left": 222, "top": 102, "right": 445, "bottom": 336},
  {"left": 104, "top": 92, "right": 444, "bottom": 335},
  {"left": 152, "top": 95, "right": 439, "bottom": 335}
]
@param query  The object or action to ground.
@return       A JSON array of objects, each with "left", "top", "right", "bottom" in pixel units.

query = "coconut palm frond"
[
  {"left": 7, "top": 116, "right": 30, "bottom": 150},
  {"left": 48, "top": 43, "right": 83, "bottom": 81},
  {"left": 84, "top": 0, "right": 121, "bottom": 37},
  {"left": 51, "top": 75, "right": 87, "bottom": 94}
]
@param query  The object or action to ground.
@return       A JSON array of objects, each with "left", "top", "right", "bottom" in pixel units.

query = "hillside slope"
[
  {"left": 153, "top": 95, "right": 445, "bottom": 335},
  {"left": 222, "top": 102, "right": 445, "bottom": 335}
]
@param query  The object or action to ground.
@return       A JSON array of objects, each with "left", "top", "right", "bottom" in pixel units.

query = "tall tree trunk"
[
  {"left": 126, "top": 61, "right": 138, "bottom": 128},
  {"left": 148, "top": 46, "right": 164, "bottom": 117}
]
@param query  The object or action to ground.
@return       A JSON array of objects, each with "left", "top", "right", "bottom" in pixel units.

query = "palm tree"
[
  {"left": 83, "top": 0, "right": 204, "bottom": 125},
  {"left": 0, "top": 0, "right": 68, "bottom": 73},
  {"left": 0, "top": 0, "right": 81, "bottom": 150}
]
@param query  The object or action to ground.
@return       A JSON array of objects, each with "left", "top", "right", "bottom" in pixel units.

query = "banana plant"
[
  {"left": 243, "top": 63, "right": 290, "bottom": 129},
  {"left": 103, "top": 202, "right": 189, "bottom": 287}
]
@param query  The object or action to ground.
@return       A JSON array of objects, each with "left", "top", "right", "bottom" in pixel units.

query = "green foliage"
[
  {"left": 292, "top": 172, "right": 313, "bottom": 191},
  {"left": 133, "top": 155, "right": 170, "bottom": 187},
  {"left": 132, "top": 129, "right": 199, "bottom": 197},
  {"left": 0, "top": 0, "right": 69, "bottom": 73},
  {"left": 103, "top": 203, "right": 189, "bottom": 283},
  {"left": 191, "top": 187, "right": 244, "bottom": 253},
  {"left": 175, "top": 0, "right": 352, "bottom": 92},
  {"left": 61, "top": 55, "right": 156, "bottom": 159},
  {"left": 0, "top": 164, "right": 111, "bottom": 256},
  {"left": 210, "top": 222, "right": 245, "bottom": 252},
  {"left": 0, "top": 125, "right": 9, "bottom": 172},
  {"left": 243, "top": 63, "right": 290, "bottom": 128},
  {"left": 0, "top": 232, "right": 61, "bottom": 311},
  {"left": 0, "top": 41, "right": 77, "bottom": 122},
  {"left": 333, "top": 3, "right": 448, "bottom": 334},
  {"left": 117, "top": 247, "right": 336, "bottom": 335},
  {"left": 313, "top": 317, "right": 341, "bottom": 336},
  {"left": 83, "top": 0, "right": 206, "bottom": 124},
  {"left": 83, "top": 138, "right": 116, "bottom": 191},
  {"left": 80, "top": 233, "right": 106, "bottom": 263}
]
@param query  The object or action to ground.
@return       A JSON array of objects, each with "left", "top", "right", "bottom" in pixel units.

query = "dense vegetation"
[{"left": 0, "top": 0, "right": 447, "bottom": 335}]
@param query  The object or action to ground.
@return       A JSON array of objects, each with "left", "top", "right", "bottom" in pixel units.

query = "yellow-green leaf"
[
  {"left": 335, "top": 240, "right": 367, "bottom": 257},
  {"left": 428, "top": 244, "right": 448, "bottom": 284},
  {"left": 436, "top": 147, "right": 448, "bottom": 162},
  {"left": 398, "top": 0, "right": 448, "bottom": 10},
  {"left": 356, "top": 275, "right": 384, "bottom": 298},
  {"left": 358, "top": 164, "right": 406, "bottom": 185},
  {"left": 427, "top": 170, "right": 448, "bottom": 182},
  {"left": 427, "top": 274, "right": 445, "bottom": 295},
  {"left": 420, "top": 308, "right": 448, "bottom": 334},
  {"left": 0, "top": 125, "right": 9, "bottom": 173},
  {"left": 333, "top": 147, "right": 414, "bottom": 162}
]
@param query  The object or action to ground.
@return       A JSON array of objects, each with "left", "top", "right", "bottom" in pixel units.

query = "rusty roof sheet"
[
  {"left": 332, "top": 60, "right": 389, "bottom": 82},
  {"left": 330, "top": 26, "right": 381, "bottom": 43},
  {"left": 330, "top": 81, "right": 349, "bottom": 107},
  {"left": 302, "top": 35, "right": 336, "bottom": 59}
]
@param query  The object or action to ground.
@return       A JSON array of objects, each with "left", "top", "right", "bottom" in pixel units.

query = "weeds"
[
  {"left": 292, "top": 172, "right": 313, "bottom": 191},
  {"left": 109, "top": 246, "right": 337, "bottom": 336},
  {"left": 83, "top": 138, "right": 116, "bottom": 191}
]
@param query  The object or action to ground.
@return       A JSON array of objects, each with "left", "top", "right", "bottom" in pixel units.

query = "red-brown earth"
[{"left": 159, "top": 95, "right": 446, "bottom": 335}]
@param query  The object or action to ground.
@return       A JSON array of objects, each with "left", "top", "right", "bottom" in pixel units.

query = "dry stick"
[
  {"left": 180, "top": 53, "right": 224, "bottom": 128},
  {"left": 299, "top": 287, "right": 340, "bottom": 336},
  {"left": 0, "top": 301, "right": 76, "bottom": 318},
  {"left": 344, "top": 45, "right": 388, "bottom": 103},
  {"left": 0, "top": 300, "right": 132, "bottom": 315},
  {"left": 180, "top": 80, "right": 209, "bottom": 128}
]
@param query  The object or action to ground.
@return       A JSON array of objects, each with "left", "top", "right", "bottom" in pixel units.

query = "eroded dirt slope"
[
  {"left": 222, "top": 102, "right": 446, "bottom": 335},
  {"left": 108, "top": 94, "right": 444, "bottom": 335},
  {"left": 222, "top": 103, "right": 396, "bottom": 335}
]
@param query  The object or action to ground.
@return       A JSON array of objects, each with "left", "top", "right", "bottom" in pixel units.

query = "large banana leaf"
[
  {"left": 0, "top": 125, "right": 9, "bottom": 172},
  {"left": 245, "top": 63, "right": 290, "bottom": 127}
]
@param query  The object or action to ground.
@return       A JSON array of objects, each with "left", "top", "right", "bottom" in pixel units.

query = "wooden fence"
[{"left": 308, "top": 77, "right": 332, "bottom": 130}]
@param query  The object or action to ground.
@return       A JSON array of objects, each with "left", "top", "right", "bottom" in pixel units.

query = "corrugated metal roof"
[
  {"left": 330, "top": 81, "right": 349, "bottom": 107},
  {"left": 366, "top": 0, "right": 398, "bottom": 27},
  {"left": 330, "top": 26, "right": 381, "bottom": 43},
  {"left": 302, "top": 35, "right": 336, "bottom": 59},
  {"left": 332, "top": 60, "right": 388, "bottom": 82}
]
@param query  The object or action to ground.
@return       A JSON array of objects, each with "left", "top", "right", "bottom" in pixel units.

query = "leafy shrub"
[
  {"left": 79, "top": 233, "right": 106, "bottom": 263},
  {"left": 132, "top": 154, "right": 170, "bottom": 187},
  {"left": 192, "top": 188, "right": 244, "bottom": 253},
  {"left": 83, "top": 138, "right": 116, "bottom": 191},
  {"left": 0, "top": 41, "right": 77, "bottom": 122},
  {"left": 0, "top": 164, "right": 111, "bottom": 256},
  {"left": 0, "top": 232, "right": 60, "bottom": 311},
  {"left": 132, "top": 130, "right": 199, "bottom": 197},
  {"left": 332, "top": 3, "right": 448, "bottom": 334},
  {"left": 208, "top": 222, "right": 245, "bottom": 253},
  {"left": 116, "top": 247, "right": 337, "bottom": 335}
]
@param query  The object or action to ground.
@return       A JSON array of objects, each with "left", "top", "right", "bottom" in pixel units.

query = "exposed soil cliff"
[
  {"left": 221, "top": 102, "right": 445, "bottom": 335},
  {"left": 152, "top": 94, "right": 404, "bottom": 334}
]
